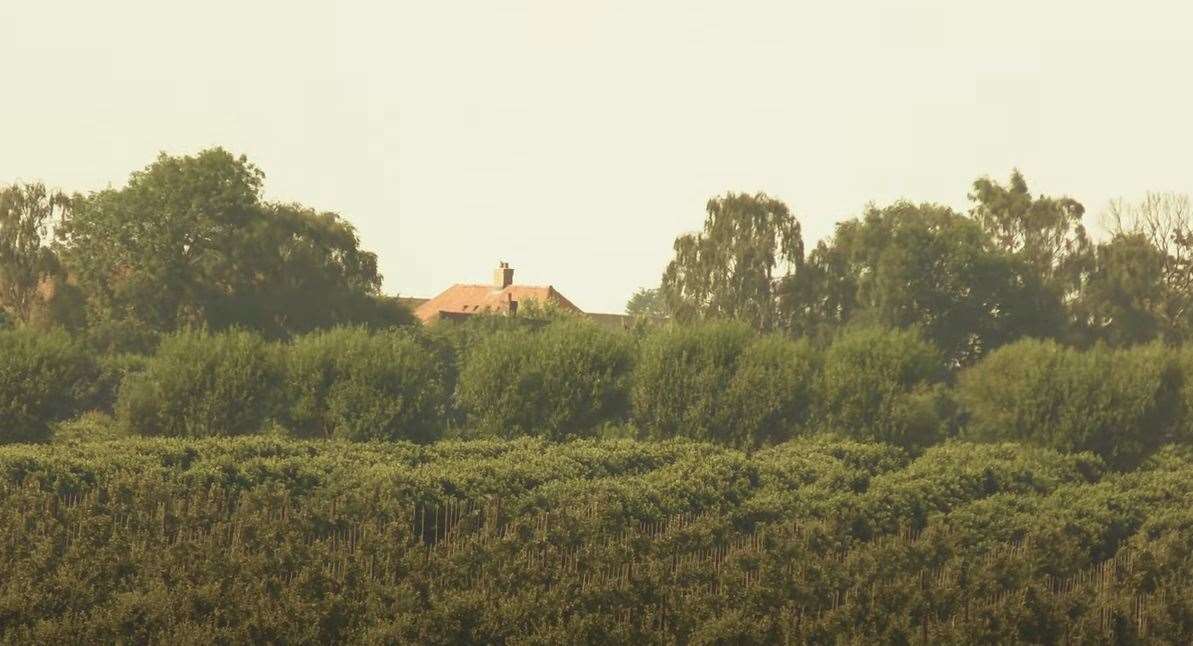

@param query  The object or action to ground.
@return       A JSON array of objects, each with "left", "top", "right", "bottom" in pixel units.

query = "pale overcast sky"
[{"left": 3, "top": 1, "right": 1192, "bottom": 313}]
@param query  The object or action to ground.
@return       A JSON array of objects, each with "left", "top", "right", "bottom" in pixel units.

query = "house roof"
[{"left": 414, "top": 284, "right": 582, "bottom": 323}]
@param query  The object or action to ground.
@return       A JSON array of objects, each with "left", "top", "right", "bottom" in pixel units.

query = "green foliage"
[
  {"left": 0, "top": 437, "right": 1190, "bottom": 643},
  {"left": 458, "top": 319, "right": 635, "bottom": 440},
  {"left": 785, "top": 202, "right": 1058, "bottom": 365},
  {"left": 52, "top": 411, "right": 126, "bottom": 443},
  {"left": 284, "top": 327, "right": 448, "bottom": 442},
  {"left": 56, "top": 148, "right": 399, "bottom": 340},
  {"left": 0, "top": 327, "right": 96, "bottom": 443},
  {"left": 624, "top": 287, "right": 668, "bottom": 319},
  {"left": 80, "top": 353, "right": 149, "bottom": 413},
  {"left": 116, "top": 329, "right": 282, "bottom": 438},
  {"left": 1073, "top": 234, "right": 1172, "bottom": 346},
  {"left": 0, "top": 182, "right": 69, "bottom": 324},
  {"left": 721, "top": 335, "right": 820, "bottom": 448},
  {"left": 959, "top": 339, "right": 1180, "bottom": 468},
  {"left": 632, "top": 321, "right": 755, "bottom": 442},
  {"left": 662, "top": 192, "right": 803, "bottom": 330},
  {"left": 817, "top": 326, "right": 947, "bottom": 449},
  {"left": 969, "top": 169, "right": 1089, "bottom": 290},
  {"left": 514, "top": 296, "right": 580, "bottom": 321}
]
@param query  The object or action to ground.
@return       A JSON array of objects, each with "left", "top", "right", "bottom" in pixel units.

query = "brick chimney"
[{"left": 494, "top": 262, "right": 514, "bottom": 289}]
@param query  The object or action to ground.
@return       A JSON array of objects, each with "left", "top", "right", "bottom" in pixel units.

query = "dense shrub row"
[
  {"left": 958, "top": 340, "right": 1186, "bottom": 469},
  {"left": 2, "top": 437, "right": 1191, "bottom": 643},
  {"left": 3, "top": 321, "right": 1193, "bottom": 465}
]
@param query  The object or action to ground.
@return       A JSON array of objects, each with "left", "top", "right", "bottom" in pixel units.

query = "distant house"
[{"left": 413, "top": 262, "right": 583, "bottom": 324}]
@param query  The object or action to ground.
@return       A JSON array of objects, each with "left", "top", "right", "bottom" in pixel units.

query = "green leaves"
[
  {"left": 661, "top": 192, "right": 803, "bottom": 330},
  {"left": 785, "top": 202, "right": 1058, "bottom": 366},
  {"left": 117, "top": 329, "right": 283, "bottom": 438},
  {"left": 958, "top": 340, "right": 1181, "bottom": 469},
  {"left": 56, "top": 149, "right": 400, "bottom": 342},
  {"left": 285, "top": 327, "right": 449, "bottom": 442},
  {"left": 816, "top": 326, "right": 948, "bottom": 450},
  {"left": 0, "top": 182, "right": 71, "bottom": 325},
  {"left": 0, "top": 327, "right": 95, "bottom": 443},
  {"left": 458, "top": 319, "right": 635, "bottom": 440},
  {"left": 0, "top": 437, "right": 1189, "bottom": 643}
]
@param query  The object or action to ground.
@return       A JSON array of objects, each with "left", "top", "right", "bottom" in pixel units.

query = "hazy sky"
[{"left": 4, "top": 1, "right": 1192, "bottom": 313}]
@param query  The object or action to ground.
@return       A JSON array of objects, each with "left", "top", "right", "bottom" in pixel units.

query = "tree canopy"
[
  {"left": 55, "top": 148, "right": 407, "bottom": 348},
  {"left": 781, "top": 202, "right": 1056, "bottom": 365},
  {"left": 0, "top": 182, "right": 69, "bottom": 325},
  {"left": 661, "top": 192, "right": 803, "bottom": 330}
]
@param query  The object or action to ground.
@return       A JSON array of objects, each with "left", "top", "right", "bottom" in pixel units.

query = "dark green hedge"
[
  {"left": 116, "top": 329, "right": 283, "bottom": 438},
  {"left": 285, "top": 326, "right": 449, "bottom": 442},
  {"left": 0, "top": 327, "right": 95, "bottom": 443},
  {"left": 958, "top": 339, "right": 1180, "bottom": 468},
  {"left": 458, "top": 319, "right": 635, "bottom": 440}
]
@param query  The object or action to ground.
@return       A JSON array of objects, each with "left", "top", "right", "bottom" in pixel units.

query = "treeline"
[
  {"left": 654, "top": 178, "right": 1193, "bottom": 366},
  {"left": 5, "top": 318, "right": 1192, "bottom": 468},
  {"left": 0, "top": 149, "right": 407, "bottom": 352},
  {"left": 2, "top": 437, "right": 1191, "bottom": 643},
  {"left": 6, "top": 149, "right": 1192, "bottom": 368}
]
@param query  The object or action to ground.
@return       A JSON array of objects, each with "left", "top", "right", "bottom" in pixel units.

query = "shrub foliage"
[
  {"left": 817, "top": 326, "right": 947, "bottom": 449},
  {"left": 458, "top": 319, "right": 634, "bottom": 439},
  {"left": 959, "top": 339, "right": 1180, "bottom": 468},
  {"left": 0, "top": 327, "right": 95, "bottom": 443},
  {"left": 285, "top": 327, "right": 448, "bottom": 442},
  {"left": 116, "top": 329, "right": 282, "bottom": 438}
]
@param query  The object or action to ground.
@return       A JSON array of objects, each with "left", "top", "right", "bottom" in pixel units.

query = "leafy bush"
[
  {"left": 80, "top": 353, "right": 150, "bottom": 413},
  {"left": 53, "top": 411, "right": 126, "bottom": 442},
  {"left": 285, "top": 327, "right": 449, "bottom": 442},
  {"left": 721, "top": 335, "right": 821, "bottom": 448},
  {"left": 632, "top": 321, "right": 754, "bottom": 443},
  {"left": 959, "top": 339, "right": 1179, "bottom": 468},
  {"left": 116, "top": 329, "right": 282, "bottom": 437},
  {"left": 1177, "top": 346, "right": 1193, "bottom": 444},
  {"left": 0, "top": 327, "right": 96, "bottom": 443},
  {"left": 817, "top": 326, "right": 947, "bottom": 449},
  {"left": 458, "top": 319, "right": 634, "bottom": 440}
]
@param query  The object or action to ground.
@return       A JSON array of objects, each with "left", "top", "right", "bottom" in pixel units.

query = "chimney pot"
[{"left": 494, "top": 262, "right": 514, "bottom": 288}]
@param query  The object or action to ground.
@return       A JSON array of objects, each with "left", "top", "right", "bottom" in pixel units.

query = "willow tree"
[{"left": 660, "top": 192, "right": 803, "bottom": 330}]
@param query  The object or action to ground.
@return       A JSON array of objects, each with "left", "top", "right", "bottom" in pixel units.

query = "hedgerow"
[
  {"left": 1, "top": 437, "right": 1190, "bottom": 644},
  {"left": 958, "top": 339, "right": 1180, "bottom": 468},
  {"left": 284, "top": 326, "right": 449, "bottom": 442},
  {"left": 0, "top": 327, "right": 95, "bottom": 443},
  {"left": 458, "top": 319, "right": 635, "bottom": 440}
]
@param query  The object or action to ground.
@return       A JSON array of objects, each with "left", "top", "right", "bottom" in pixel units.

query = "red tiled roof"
[{"left": 414, "top": 284, "right": 582, "bottom": 323}]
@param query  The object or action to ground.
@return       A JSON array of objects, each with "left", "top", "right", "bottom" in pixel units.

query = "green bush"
[
  {"left": 458, "top": 319, "right": 634, "bottom": 440},
  {"left": 53, "top": 411, "right": 126, "bottom": 442},
  {"left": 721, "top": 335, "right": 821, "bottom": 448},
  {"left": 0, "top": 328, "right": 96, "bottom": 443},
  {"left": 424, "top": 314, "right": 541, "bottom": 427},
  {"left": 817, "top": 326, "right": 946, "bottom": 449},
  {"left": 285, "top": 327, "right": 449, "bottom": 442},
  {"left": 117, "top": 329, "right": 282, "bottom": 438},
  {"left": 632, "top": 321, "right": 755, "bottom": 443},
  {"left": 959, "top": 339, "right": 1179, "bottom": 469},
  {"left": 80, "top": 353, "right": 150, "bottom": 413},
  {"left": 1178, "top": 347, "right": 1193, "bottom": 444}
]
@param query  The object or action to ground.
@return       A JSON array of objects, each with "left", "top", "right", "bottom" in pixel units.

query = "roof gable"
[{"left": 414, "top": 283, "right": 581, "bottom": 322}]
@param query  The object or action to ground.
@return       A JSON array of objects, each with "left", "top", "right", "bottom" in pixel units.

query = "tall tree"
[
  {"left": 969, "top": 171, "right": 1090, "bottom": 338},
  {"left": 1071, "top": 234, "right": 1170, "bottom": 346},
  {"left": 57, "top": 148, "right": 402, "bottom": 343},
  {"left": 969, "top": 170, "right": 1089, "bottom": 284},
  {"left": 624, "top": 287, "right": 668, "bottom": 318},
  {"left": 782, "top": 202, "right": 1056, "bottom": 365},
  {"left": 1097, "top": 192, "right": 1193, "bottom": 341},
  {"left": 0, "top": 182, "right": 69, "bottom": 324},
  {"left": 661, "top": 192, "right": 802, "bottom": 330}
]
